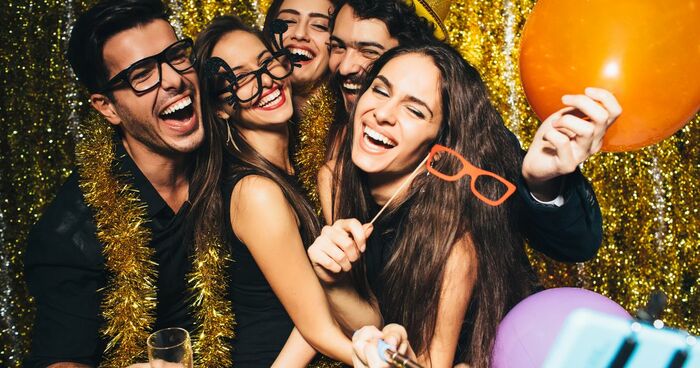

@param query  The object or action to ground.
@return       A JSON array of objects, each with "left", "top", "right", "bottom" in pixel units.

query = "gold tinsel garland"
[
  {"left": 188, "top": 237, "right": 235, "bottom": 368},
  {"left": 76, "top": 114, "right": 234, "bottom": 367},
  {"left": 76, "top": 114, "right": 158, "bottom": 367},
  {"left": 294, "top": 84, "right": 337, "bottom": 209}
]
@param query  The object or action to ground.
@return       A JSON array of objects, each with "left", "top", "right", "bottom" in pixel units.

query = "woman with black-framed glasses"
[{"left": 191, "top": 15, "right": 353, "bottom": 367}]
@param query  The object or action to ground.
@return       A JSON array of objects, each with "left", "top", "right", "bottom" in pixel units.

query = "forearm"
[
  {"left": 324, "top": 282, "right": 383, "bottom": 335},
  {"left": 272, "top": 328, "right": 317, "bottom": 368}
]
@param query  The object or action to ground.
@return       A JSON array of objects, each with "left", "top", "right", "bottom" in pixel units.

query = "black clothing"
[
  {"left": 519, "top": 168, "right": 602, "bottom": 262},
  {"left": 222, "top": 170, "right": 298, "bottom": 368},
  {"left": 24, "top": 141, "right": 194, "bottom": 367}
]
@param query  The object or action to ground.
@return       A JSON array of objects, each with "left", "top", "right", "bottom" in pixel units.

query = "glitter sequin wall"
[{"left": 1, "top": 0, "right": 698, "bottom": 366}]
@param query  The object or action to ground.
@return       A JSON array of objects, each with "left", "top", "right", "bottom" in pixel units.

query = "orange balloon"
[{"left": 519, "top": 0, "right": 700, "bottom": 152}]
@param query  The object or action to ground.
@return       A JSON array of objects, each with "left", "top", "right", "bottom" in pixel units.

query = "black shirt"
[{"left": 24, "top": 141, "right": 194, "bottom": 367}]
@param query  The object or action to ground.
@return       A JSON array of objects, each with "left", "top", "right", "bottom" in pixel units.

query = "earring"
[{"left": 225, "top": 120, "right": 234, "bottom": 145}]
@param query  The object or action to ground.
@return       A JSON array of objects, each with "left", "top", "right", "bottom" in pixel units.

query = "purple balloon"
[{"left": 492, "top": 287, "right": 631, "bottom": 368}]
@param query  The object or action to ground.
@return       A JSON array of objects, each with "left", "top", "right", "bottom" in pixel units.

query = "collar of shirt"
[{"left": 112, "top": 136, "right": 192, "bottom": 221}]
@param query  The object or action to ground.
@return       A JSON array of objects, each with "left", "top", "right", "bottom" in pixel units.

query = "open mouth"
[
  {"left": 363, "top": 124, "right": 397, "bottom": 150},
  {"left": 159, "top": 96, "right": 195, "bottom": 123},
  {"left": 289, "top": 47, "right": 315, "bottom": 64},
  {"left": 255, "top": 85, "right": 286, "bottom": 110}
]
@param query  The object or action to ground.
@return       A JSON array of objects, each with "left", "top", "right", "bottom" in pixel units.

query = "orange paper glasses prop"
[
  {"left": 426, "top": 144, "right": 516, "bottom": 206},
  {"left": 369, "top": 145, "right": 517, "bottom": 225}
]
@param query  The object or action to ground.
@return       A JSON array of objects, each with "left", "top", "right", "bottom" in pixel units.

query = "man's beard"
[
  {"left": 113, "top": 101, "right": 186, "bottom": 157},
  {"left": 331, "top": 69, "right": 365, "bottom": 114}
]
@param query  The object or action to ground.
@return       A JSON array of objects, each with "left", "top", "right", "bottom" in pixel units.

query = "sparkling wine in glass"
[{"left": 147, "top": 327, "right": 193, "bottom": 368}]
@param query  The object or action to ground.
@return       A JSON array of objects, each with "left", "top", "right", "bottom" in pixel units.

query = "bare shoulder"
[
  {"left": 230, "top": 174, "right": 292, "bottom": 217},
  {"left": 317, "top": 160, "right": 336, "bottom": 185},
  {"left": 445, "top": 234, "right": 478, "bottom": 284}
]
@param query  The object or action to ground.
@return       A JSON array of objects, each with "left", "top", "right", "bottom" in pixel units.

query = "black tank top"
[
  {"left": 223, "top": 170, "right": 299, "bottom": 367},
  {"left": 363, "top": 200, "right": 474, "bottom": 364}
]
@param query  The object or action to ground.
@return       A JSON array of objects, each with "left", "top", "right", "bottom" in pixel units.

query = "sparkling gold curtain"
[{"left": 1, "top": 0, "right": 697, "bottom": 366}]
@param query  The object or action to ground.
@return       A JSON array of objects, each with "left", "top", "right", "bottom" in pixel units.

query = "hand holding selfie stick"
[{"left": 377, "top": 339, "right": 424, "bottom": 368}]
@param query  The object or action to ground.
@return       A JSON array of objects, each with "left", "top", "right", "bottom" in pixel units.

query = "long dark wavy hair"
[
  {"left": 191, "top": 15, "right": 321, "bottom": 246},
  {"left": 332, "top": 43, "right": 536, "bottom": 367}
]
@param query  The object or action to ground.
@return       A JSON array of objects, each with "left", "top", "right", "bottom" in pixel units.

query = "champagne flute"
[{"left": 147, "top": 327, "right": 193, "bottom": 368}]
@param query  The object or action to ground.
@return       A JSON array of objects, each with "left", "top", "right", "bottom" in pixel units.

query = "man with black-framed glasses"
[{"left": 24, "top": 1, "right": 205, "bottom": 367}]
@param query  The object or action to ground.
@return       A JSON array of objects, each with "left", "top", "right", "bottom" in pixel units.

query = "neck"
[
  {"left": 293, "top": 94, "right": 310, "bottom": 117},
  {"left": 368, "top": 171, "right": 413, "bottom": 206},
  {"left": 368, "top": 155, "right": 430, "bottom": 206},
  {"left": 238, "top": 123, "right": 292, "bottom": 174},
  {"left": 121, "top": 136, "right": 190, "bottom": 213}
]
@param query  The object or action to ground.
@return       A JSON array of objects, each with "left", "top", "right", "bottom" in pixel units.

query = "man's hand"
[{"left": 523, "top": 87, "right": 622, "bottom": 200}]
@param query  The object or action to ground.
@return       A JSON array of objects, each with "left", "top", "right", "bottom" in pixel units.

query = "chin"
[
  {"left": 351, "top": 149, "right": 388, "bottom": 174},
  {"left": 173, "top": 129, "right": 205, "bottom": 153},
  {"left": 292, "top": 68, "right": 319, "bottom": 87}
]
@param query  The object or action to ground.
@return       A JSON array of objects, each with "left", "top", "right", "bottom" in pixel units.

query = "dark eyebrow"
[
  {"left": 309, "top": 13, "right": 330, "bottom": 20},
  {"left": 356, "top": 42, "right": 385, "bottom": 50},
  {"left": 278, "top": 9, "right": 300, "bottom": 16},
  {"left": 377, "top": 75, "right": 434, "bottom": 118},
  {"left": 278, "top": 9, "right": 329, "bottom": 20},
  {"left": 329, "top": 35, "right": 345, "bottom": 46}
]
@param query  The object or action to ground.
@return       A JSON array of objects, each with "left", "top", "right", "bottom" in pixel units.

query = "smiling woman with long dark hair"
[
  {"left": 308, "top": 41, "right": 537, "bottom": 367},
  {"left": 191, "top": 15, "right": 352, "bottom": 367}
]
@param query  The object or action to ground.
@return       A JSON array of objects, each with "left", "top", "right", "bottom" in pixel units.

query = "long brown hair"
[
  {"left": 192, "top": 15, "right": 321, "bottom": 246},
  {"left": 332, "top": 43, "right": 536, "bottom": 367}
]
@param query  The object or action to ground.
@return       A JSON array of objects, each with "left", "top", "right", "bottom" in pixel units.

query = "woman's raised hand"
[{"left": 307, "top": 218, "right": 373, "bottom": 284}]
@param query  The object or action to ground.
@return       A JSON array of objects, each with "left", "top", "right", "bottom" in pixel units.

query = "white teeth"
[
  {"left": 343, "top": 82, "right": 361, "bottom": 91},
  {"left": 257, "top": 88, "right": 282, "bottom": 108},
  {"left": 290, "top": 48, "right": 313, "bottom": 59},
  {"left": 162, "top": 96, "right": 192, "bottom": 116},
  {"left": 363, "top": 125, "right": 396, "bottom": 147}
]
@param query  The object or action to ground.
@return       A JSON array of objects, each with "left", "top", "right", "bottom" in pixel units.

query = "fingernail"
[{"left": 386, "top": 336, "right": 398, "bottom": 346}]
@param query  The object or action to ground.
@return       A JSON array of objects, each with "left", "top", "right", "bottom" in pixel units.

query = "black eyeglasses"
[
  {"left": 101, "top": 38, "right": 195, "bottom": 94},
  {"left": 204, "top": 19, "right": 300, "bottom": 106},
  {"left": 206, "top": 51, "right": 294, "bottom": 105}
]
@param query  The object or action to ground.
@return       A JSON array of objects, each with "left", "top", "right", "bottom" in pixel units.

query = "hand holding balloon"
[
  {"left": 522, "top": 88, "right": 621, "bottom": 200},
  {"left": 519, "top": 0, "right": 700, "bottom": 151}
]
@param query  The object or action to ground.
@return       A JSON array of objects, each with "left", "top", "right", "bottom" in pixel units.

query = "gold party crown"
[{"left": 409, "top": 0, "right": 451, "bottom": 41}]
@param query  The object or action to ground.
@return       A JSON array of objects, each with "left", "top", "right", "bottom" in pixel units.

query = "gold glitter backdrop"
[{"left": 0, "top": 0, "right": 697, "bottom": 366}]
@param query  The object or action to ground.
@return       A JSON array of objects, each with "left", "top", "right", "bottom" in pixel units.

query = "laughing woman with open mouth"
[{"left": 192, "top": 15, "right": 352, "bottom": 367}]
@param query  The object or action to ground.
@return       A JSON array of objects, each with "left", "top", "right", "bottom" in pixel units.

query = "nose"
[
  {"left": 373, "top": 99, "right": 398, "bottom": 126},
  {"left": 291, "top": 19, "right": 310, "bottom": 42},
  {"left": 260, "top": 71, "right": 274, "bottom": 90},
  {"left": 338, "top": 49, "right": 363, "bottom": 77},
  {"left": 159, "top": 62, "right": 186, "bottom": 92}
]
